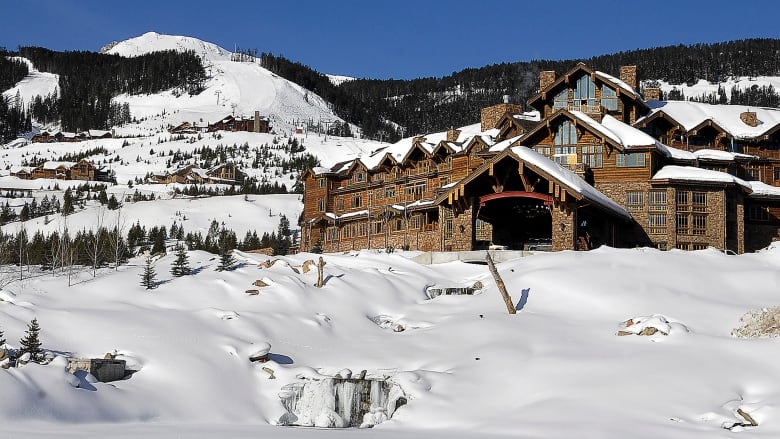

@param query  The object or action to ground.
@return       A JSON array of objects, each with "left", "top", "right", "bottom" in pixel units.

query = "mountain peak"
[{"left": 105, "top": 32, "right": 232, "bottom": 61}]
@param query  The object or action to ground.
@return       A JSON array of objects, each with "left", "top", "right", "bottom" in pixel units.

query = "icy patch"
[
  {"left": 278, "top": 371, "right": 408, "bottom": 428},
  {"left": 732, "top": 306, "right": 780, "bottom": 338},
  {"left": 616, "top": 314, "right": 689, "bottom": 339}
]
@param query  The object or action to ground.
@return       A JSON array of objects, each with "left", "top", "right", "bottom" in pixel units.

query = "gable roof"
[
  {"left": 651, "top": 165, "right": 752, "bottom": 193},
  {"left": 528, "top": 63, "right": 646, "bottom": 110},
  {"left": 637, "top": 101, "right": 780, "bottom": 140}
]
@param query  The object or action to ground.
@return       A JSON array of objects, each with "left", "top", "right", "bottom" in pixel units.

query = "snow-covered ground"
[
  {"left": 3, "top": 245, "right": 780, "bottom": 437},
  {"left": 648, "top": 76, "right": 780, "bottom": 102},
  {"left": 1, "top": 56, "right": 59, "bottom": 105}
]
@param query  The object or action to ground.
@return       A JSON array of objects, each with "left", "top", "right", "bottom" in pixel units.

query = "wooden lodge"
[
  {"left": 169, "top": 112, "right": 271, "bottom": 135},
  {"left": 11, "top": 159, "right": 109, "bottom": 182},
  {"left": 151, "top": 162, "right": 245, "bottom": 185},
  {"left": 31, "top": 129, "right": 112, "bottom": 143},
  {"left": 300, "top": 63, "right": 780, "bottom": 254}
]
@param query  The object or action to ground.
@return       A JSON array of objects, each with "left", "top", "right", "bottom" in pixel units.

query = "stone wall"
[
  {"left": 643, "top": 87, "right": 661, "bottom": 101},
  {"left": 67, "top": 358, "right": 126, "bottom": 382},
  {"left": 619, "top": 66, "right": 637, "bottom": 90},
  {"left": 480, "top": 103, "right": 521, "bottom": 132},
  {"left": 551, "top": 201, "right": 577, "bottom": 251},
  {"left": 539, "top": 71, "right": 556, "bottom": 91}
]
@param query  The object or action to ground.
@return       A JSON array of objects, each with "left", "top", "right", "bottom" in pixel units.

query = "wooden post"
[
  {"left": 486, "top": 252, "right": 516, "bottom": 314},
  {"left": 316, "top": 256, "right": 326, "bottom": 288}
]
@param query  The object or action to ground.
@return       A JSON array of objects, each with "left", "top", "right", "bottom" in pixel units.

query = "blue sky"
[{"left": 1, "top": 0, "right": 779, "bottom": 79}]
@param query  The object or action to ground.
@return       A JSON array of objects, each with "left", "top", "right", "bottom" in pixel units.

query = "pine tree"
[
  {"left": 19, "top": 318, "right": 43, "bottom": 363},
  {"left": 62, "top": 188, "right": 74, "bottom": 216},
  {"left": 170, "top": 243, "right": 191, "bottom": 277},
  {"left": 140, "top": 255, "right": 157, "bottom": 289},
  {"left": 217, "top": 229, "right": 236, "bottom": 271}
]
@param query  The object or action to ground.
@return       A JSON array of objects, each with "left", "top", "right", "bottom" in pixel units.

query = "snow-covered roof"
[
  {"left": 746, "top": 181, "right": 780, "bottom": 198},
  {"left": 88, "top": 129, "right": 111, "bottom": 137},
  {"left": 692, "top": 149, "right": 756, "bottom": 162},
  {"left": 642, "top": 101, "right": 780, "bottom": 140},
  {"left": 324, "top": 210, "right": 369, "bottom": 220},
  {"left": 652, "top": 165, "right": 752, "bottom": 191},
  {"left": 42, "top": 161, "right": 75, "bottom": 170},
  {"left": 509, "top": 146, "right": 631, "bottom": 219},
  {"left": 594, "top": 71, "right": 643, "bottom": 101}
]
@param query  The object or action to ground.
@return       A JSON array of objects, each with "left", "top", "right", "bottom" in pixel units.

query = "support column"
[{"left": 551, "top": 201, "right": 577, "bottom": 251}]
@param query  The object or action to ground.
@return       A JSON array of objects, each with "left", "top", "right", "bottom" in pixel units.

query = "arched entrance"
[{"left": 476, "top": 191, "right": 553, "bottom": 250}]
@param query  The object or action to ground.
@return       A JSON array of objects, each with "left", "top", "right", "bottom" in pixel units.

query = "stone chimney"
[
  {"left": 446, "top": 128, "right": 461, "bottom": 142},
  {"left": 540, "top": 71, "right": 556, "bottom": 91},
  {"left": 480, "top": 103, "right": 522, "bottom": 132},
  {"left": 253, "top": 111, "right": 260, "bottom": 132},
  {"left": 619, "top": 66, "right": 637, "bottom": 91},
  {"left": 740, "top": 111, "right": 758, "bottom": 127},
  {"left": 643, "top": 87, "right": 661, "bottom": 101}
]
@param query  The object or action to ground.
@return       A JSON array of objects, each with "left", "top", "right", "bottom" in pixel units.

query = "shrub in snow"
[{"left": 732, "top": 306, "right": 780, "bottom": 338}]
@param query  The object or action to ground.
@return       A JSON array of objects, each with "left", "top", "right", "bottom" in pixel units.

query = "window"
[
  {"left": 601, "top": 86, "right": 618, "bottom": 111},
  {"left": 385, "top": 185, "right": 396, "bottom": 198},
  {"left": 327, "top": 227, "right": 338, "bottom": 241},
  {"left": 692, "top": 243, "right": 708, "bottom": 250},
  {"left": 649, "top": 213, "right": 667, "bottom": 235},
  {"left": 357, "top": 222, "right": 367, "bottom": 237},
  {"left": 317, "top": 198, "right": 325, "bottom": 211},
  {"left": 410, "top": 215, "right": 422, "bottom": 229},
  {"left": 581, "top": 145, "right": 602, "bottom": 168},
  {"left": 535, "top": 146, "right": 551, "bottom": 157},
  {"left": 692, "top": 214, "right": 707, "bottom": 235},
  {"left": 676, "top": 191, "right": 707, "bottom": 235},
  {"left": 574, "top": 75, "right": 597, "bottom": 111},
  {"left": 692, "top": 192, "right": 706, "bottom": 212},
  {"left": 553, "top": 89, "right": 568, "bottom": 109},
  {"left": 747, "top": 205, "right": 770, "bottom": 221},
  {"left": 654, "top": 242, "right": 668, "bottom": 251},
  {"left": 745, "top": 165, "right": 759, "bottom": 181},
  {"left": 675, "top": 213, "right": 688, "bottom": 235},
  {"left": 341, "top": 224, "right": 356, "bottom": 239},
  {"left": 405, "top": 182, "right": 427, "bottom": 198},
  {"left": 444, "top": 219, "right": 453, "bottom": 236},
  {"left": 375, "top": 188, "right": 382, "bottom": 200},
  {"left": 372, "top": 221, "right": 383, "bottom": 234},
  {"left": 554, "top": 146, "right": 577, "bottom": 165},
  {"left": 774, "top": 167, "right": 780, "bottom": 182},
  {"left": 354, "top": 172, "right": 365, "bottom": 183},
  {"left": 317, "top": 178, "right": 325, "bottom": 188},
  {"left": 625, "top": 191, "right": 644, "bottom": 212},
  {"left": 336, "top": 196, "right": 344, "bottom": 211},
  {"left": 616, "top": 153, "right": 645, "bottom": 167},
  {"left": 648, "top": 190, "right": 667, "bottom": 234},
  {"left": 351, "top": 194, "right": 363, "bottom": 208},
  {"left": 554, "top": 121, "right": 577, "bottom": 145}
]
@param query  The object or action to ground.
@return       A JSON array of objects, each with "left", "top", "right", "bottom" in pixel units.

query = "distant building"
[
  {"left": 207, "top": 111, "right": 271, "bottom": 133},
  {"left": 31, "top": 129, "right": 112, "bottom": 143}
]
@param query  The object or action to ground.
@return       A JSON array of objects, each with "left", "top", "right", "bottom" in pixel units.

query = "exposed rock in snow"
[
  {"left": 732, "top": 306, "right": 780, "bottom": 338},
  {"left": 616, "top": 314, "right": 689, "bottom": 338}
]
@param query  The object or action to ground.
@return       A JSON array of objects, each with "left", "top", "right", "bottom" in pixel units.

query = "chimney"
[
  {"left": 480, "top": 103, "right": 522, "bottom": 132},
  {"left": 254, "top": 111, "right": 260, "bottom": 132},
  {"left": 643, "top": 87, "right": 661, "bottom": 101},
  {"left": 740, "top": 111, "right": 758, "bottom": 127},
  {"left": 619, "top": 66, "right": 637, "bottom": 91},
  {"left": 540, "top": 71, "right": 556, "bottom": 91},
  {"left": 446, "top": 128, "right": 461, "bottom": 143}
]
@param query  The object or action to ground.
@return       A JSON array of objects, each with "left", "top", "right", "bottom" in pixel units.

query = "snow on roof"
[
  {"left": 10, "top": 166, "right": 33, "bottom": 173},
  {"left": 692, "top": 149, "right": 756, "bottom": 162},
  {"left": 324, "top": 210, "right": 369, "bottom": 220},
  {"left": 88, "top": 129, "right": 111, "bottom": 137},
  {"left": 600, "top": 115, "right": 657, "bottom": 148},
  {"left": 594, "top": 71, "right": 643, "bottom": 100},
  {"left": 391, "top": 200, "right": 435, "bottom": 211},
  {"left": 652, "top": 165, "right": 751, "bottom": 190},
  {"left": 643, "top": 101, "right": 780, "bottom": 139},
  {"left": 42, "top": 161, "right": 76, "bottom": 170},
  {"left": 310, "top": 166, "right": 331, "bottom": 176},
  {"left": 654, "top": 142, "right": 696, "bottom": 161},
  {"left": 488, "top": 135, "right": 523, "bottom": 152},
  {"left": 509, "top": 146, "right": 631, "bottom": 219},
  {"left": 568, "top": 111, "right": 622, "bottom": 145},
  {"left": 746, "top": 180, "right": 780, "bottom": 198},
  {"left": 513, "top": 111, "right": 541, "bottom": 122}
]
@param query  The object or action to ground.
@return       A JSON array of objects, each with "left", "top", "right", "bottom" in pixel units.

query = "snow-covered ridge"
[{"left": 105, "top": 31, "right": 232, "bottom": 61}]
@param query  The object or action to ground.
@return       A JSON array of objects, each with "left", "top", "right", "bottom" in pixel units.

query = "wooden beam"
[
  {"left": 554, "top": 184, "right": 560, "bottom": 198},
  {"left": 561, "top": 190, "right": 566, "bottom": 202},
  {"left": 489, "top": 162, "right": 494, "bottom": 176},
  {"left": 448, "top": 192, "right": 453, "bottom": 205},
  {"left": 460, "top": 184, "right": 465, "bottom": 196},
  {"left": 548, "top": 180, "right": 554, "bottom": 193},
  {"left": 518, "top": 163, "right": 524, "bottom": 175}
]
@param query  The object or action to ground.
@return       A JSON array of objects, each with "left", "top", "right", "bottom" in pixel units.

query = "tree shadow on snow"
[
  {"left": 323, "top": 273, "right": 344, "bottom": 285},
  {"left": 515, "top": 288, "right": 530, "bottom": 311},
  {"left": 73, "top": 370, "right": 97, "bottom": 391},
  {"left": 268, "top": 353, "right": 294, "bottom": 364},
  {"left": 191, "top": 265, "right": 209, "bottom": 275}
]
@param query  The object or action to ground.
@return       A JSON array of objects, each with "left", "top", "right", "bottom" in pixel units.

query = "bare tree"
[
  {"left": 109, "top": 200, "right": 127, "bottom": 270},
  {"left": 85, "top": 206, "right": 106, "bottom": 277}
]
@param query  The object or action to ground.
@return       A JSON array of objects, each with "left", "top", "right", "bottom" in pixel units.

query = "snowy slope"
[
  {"left": 3, "top": 246, "right": 780, "bottom": 437},
  {"left": 105, "top": 32, "right": 348, "bottom": 136},
  {"left": 2, "top": 57, "right": 59, "bottom": 104},
  {"left": 646, "top": 76, "right": 780, "bottom": 102}
]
